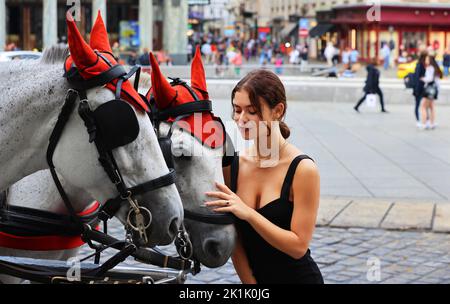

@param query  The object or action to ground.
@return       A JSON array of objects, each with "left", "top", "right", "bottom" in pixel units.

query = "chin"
[{"left": 240, "top": 129, "right": 256, "bottom": 141}]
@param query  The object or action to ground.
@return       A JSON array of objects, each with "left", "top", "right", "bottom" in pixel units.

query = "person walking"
[
  {"left": 419, "top": 55, "right": 443, "bottom": 130},
  {"left": 354, "top": 58, "right": 388, "bottom": 113}
]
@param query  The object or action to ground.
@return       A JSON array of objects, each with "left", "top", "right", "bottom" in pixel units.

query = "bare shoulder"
[{"left": 292, "top": 155, "right": 320, "bottom": 189}]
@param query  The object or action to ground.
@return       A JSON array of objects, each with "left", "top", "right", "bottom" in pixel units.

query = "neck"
[
  {"left": 0, "top": 62, "right": 69, "bottom": 191},
  {"left": 252, "top": 129, "right": 287, "bottom": 160},
  {"left": 8, "top": 170, "right": 94, "bottom": 214}
]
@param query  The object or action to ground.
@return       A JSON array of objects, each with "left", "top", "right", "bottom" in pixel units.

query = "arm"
[
  {"left": 245, "top": 161, "right": 320, "bottom": 259},
  {"left": 231, "top": 233, "right": 258, "bottom": 284}
]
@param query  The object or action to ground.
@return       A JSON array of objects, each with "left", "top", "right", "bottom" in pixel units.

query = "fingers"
[
  {"left": 205, "top": 191, "right": 230, "bottom": 200},
  {"left": 215, "top": 182, "right": 234, "bottom": 195},
  {"left": 212, "top": 207, "right": 233, "bottom": 213},
  {"left": 204, "top": 200, "right": 229, "bottom": 207}
]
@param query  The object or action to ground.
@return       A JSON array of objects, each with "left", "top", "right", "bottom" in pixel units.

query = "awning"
[
  {"left": 309, "top": 23, "right": 334, "bottom": 38},
  {"left": 280, "top": 22, "right": 298, "bottom": 38}
]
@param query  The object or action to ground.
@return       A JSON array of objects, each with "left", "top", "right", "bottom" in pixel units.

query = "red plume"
[
  {"left": 191, "top": 46, "right": 208, "bottom": 98},
  {"left": 150, "top": 52, "right": 177, "bottom": 109},
  {"left": 89, "top": 10, "right": 113, "bottom": 54},
  {"left": 67, "top": 17, "right": 97, "bottom": 70}
]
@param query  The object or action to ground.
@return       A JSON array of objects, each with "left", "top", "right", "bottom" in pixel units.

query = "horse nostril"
[
  {"left": 203, "top": 239, "right": 221, "bottom": 258},
  {"left": 169, "top": 217, "right": 180, "bottom": 238}
]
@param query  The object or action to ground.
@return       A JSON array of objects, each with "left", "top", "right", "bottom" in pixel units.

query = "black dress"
[{"left": 231, "top": 155, "right": 324, "bottom": 284}]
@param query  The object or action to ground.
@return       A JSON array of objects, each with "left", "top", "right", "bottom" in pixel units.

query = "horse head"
[
  {"left": 46, "top": 12, "right": 184, "bottom": 247},
  {"left": 147, "top": 47, "right": 237, "bottom": 267}
]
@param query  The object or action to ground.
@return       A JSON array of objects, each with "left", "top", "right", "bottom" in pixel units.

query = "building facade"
[
  {"left": 313, "top": 0, "right": 450, "bottom": 62},
  {"left": 0, "top": 0, "right": 189, "bottom": 64}
]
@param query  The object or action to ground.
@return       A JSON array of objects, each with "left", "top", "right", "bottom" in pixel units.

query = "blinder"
[{"left": 91, "top": 99, "right": 140, "bottom": 151}]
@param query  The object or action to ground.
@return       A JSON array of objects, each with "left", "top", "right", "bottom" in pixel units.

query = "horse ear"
[
  {"left": 89, "top": 10, "right": 113, "bottom": 54},
  {"left": 67, "top": 14, "right": 97, "bottom": 69},
  {"left": 150, "top": 52, "right": 177, "bottom": 109},
  {"left": 191, "top": 46, "right": 208, "bottom": 99}
]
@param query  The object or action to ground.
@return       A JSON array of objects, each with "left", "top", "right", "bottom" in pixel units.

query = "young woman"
[
  {"left": 206, "top": 70, "right": 324, "bottom": 284},
  {"left": 419, "top": 55, "right": 443, "bottom": 130}
]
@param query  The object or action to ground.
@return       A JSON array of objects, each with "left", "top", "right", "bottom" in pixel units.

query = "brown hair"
[
  {"left": 231, "top": 69, "right": 291, "bottom": 139},
  {"left": 429, "top": 56, "right": 443, "bottom": 79}
]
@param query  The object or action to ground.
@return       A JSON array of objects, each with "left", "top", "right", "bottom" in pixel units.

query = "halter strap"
[{"left": 65, "top": 64, "right": 127, "bottom": 91}]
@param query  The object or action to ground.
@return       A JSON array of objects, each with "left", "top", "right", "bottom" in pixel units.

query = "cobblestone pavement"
[{"left": 78, "top": 220, "right": 450, "bottom": 284}]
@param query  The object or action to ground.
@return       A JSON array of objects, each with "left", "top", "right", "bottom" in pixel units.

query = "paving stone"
[
  {"left": 381, "top": 202, "right": 435, "bottom": 230},
  {"left": 410, "top": 266, "right": 436, "bottom": 276},
  {"left": 331, "top": 200, "right": 392, "bottom": 228},
  {"left": 75, "top": 219, "right": 450, "bottom": 285},
  {"left": 433, "top": 204, "right": 450, "bottom": 232},
  {"left": 368, "top": 247, "right": 394, "bottom": 256},
  {"left": 321, "top": 263, "right": 347, "bottom": 272},
  {"left": 317, "top": 199, "right": 352, "bottom": 226},
  {"left": 336, "top": 257, "right": 367, "bottom": 267},
  {"left": 339, "top": 246, "right": 369, "bottom": 256},
  {"left": 341, "top": 238, "right": 365, "bottom": 246},
  {"left": 315, "top": 236, "right": 344, "bottom": 245}
]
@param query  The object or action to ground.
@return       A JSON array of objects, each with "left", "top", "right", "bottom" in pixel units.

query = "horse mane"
[{"left": 40, "top": 44, "right": 69, "bottom": 64}]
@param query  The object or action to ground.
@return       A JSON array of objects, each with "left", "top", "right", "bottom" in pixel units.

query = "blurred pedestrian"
[
  {"left": 354, "top": 58, "right": 388, "bottom": 113},
  {"left": 419, "top": 55, "right": 443, "bottom": 130},
  {"left": 413, "top": 51, "right": 428, "bottom": 126},
  {"left": 201, "top": 41, "right": 212, "bottom": 64},
  {"left": 275, "top": 53, "right": 284, "bottom": 75},
  {"left": 138, "top": 48, "right": 150, "bottom": 66},
  {"left": 350, "top": 48, "right": 361, "bottom": 73},
  {"left": 289, "top": 47, "right": 300, "bottom": 65},
  {"left": 443, "top": 49, "right": 450, "bottom": 78},
  {"left": 300, "top": 43, "right": 309, "bottom": 72},
  {"left": 112, "top": 41, "right": 120, "bottom": 59},
  {"left": 231, "top": 48, "right": 243, "bottom": 77},
  {"left": 324, "top": 42, "right": 335, "bottom": 66},
  {"left": 127, "top": 49, "right": 138, "bottom": 66},
  {"left": 382, "top": 43, "right": 391, "bottom": 70}
]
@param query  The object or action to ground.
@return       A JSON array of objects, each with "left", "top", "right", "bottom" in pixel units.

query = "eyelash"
[{"left": 235, "top": 110, "right": 257, "bottom": 115}]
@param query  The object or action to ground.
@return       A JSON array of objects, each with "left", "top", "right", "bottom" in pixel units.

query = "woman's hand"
[{"left": 205, "top": 183, "right": 255, "bottom": 221}]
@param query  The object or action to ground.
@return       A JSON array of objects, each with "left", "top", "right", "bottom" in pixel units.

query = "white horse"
[
  {"left": 0, "top": 38, "right": 184, "bottom": 283},
  {"left": 148, "top": 49, "right": 237, "bottom": 268}
]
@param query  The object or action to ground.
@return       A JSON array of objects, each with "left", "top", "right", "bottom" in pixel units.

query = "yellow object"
[
  {"left": 397, "top": 60, "right": 417, "bottom": 79},
  {"left": 397, "top": 59, "right": 444, "bottom": 79}
]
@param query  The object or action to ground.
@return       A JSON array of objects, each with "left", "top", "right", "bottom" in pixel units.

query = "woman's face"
[
  {"left": 425, "top": 56, "right": 431, "bottom": 66},
  {"left": 233, "top": 90, "right": 273, "bottom": 141}
]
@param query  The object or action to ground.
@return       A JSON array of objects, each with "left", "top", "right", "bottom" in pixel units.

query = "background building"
[
  {"left": 0, "top": 0, "right": 189, "bottom": 64},
  {"left": 313, "top": 0, "right": 450, "bottom": 62}
]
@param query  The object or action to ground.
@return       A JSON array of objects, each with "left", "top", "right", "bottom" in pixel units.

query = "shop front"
[{"left": 317, "top": 4, "right": 450, "bottom": 63}]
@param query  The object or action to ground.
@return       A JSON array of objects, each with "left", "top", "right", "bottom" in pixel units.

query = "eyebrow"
[{"left": 233, "top": 103, "right": 254, "bottom": 109}]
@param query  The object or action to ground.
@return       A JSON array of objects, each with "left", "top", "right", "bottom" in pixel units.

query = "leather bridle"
[{"left": 148, "top": 78, "right": 237, "bottom": 227}]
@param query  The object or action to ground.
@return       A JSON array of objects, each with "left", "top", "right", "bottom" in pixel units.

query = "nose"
[
  {"left": 168, "top": 216, "right": 181, "bottom": 240},
  {"left": 238, "top": 113, "right": 248, "bottom": 125},
  {"left": 203, "top": 238, "right": 222, "bottom": 259}
]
